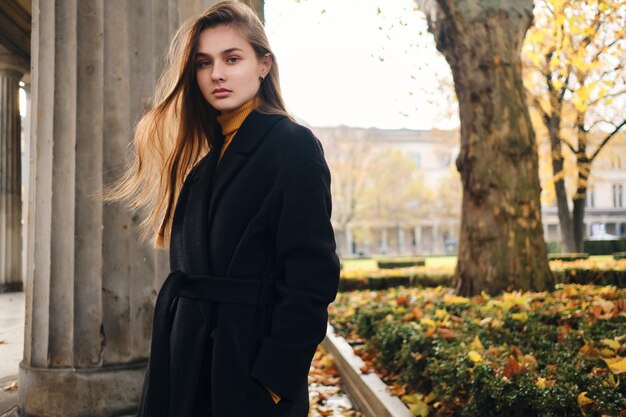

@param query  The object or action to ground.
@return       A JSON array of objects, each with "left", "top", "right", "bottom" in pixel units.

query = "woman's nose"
[{"left": 211, "top": 62, "right": 225, "bottom": 81}]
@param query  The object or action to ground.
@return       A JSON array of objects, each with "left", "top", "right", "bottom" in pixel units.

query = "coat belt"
[{"left": 139, "top": 270, "right": 277, "bottom": 417}]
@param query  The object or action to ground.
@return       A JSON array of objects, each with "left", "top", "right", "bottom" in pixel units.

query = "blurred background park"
[{"left": 0, "top": 0, "right": 625, "bottom": 416}]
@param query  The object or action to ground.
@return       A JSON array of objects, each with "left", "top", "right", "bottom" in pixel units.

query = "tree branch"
[{"left": 589, "top": 120, "right": 626, "bottom": 162}]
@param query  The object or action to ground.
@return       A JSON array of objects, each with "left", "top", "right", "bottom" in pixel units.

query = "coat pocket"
[{"left": 250, "top": 375, "right": 283, "bottom": 415}]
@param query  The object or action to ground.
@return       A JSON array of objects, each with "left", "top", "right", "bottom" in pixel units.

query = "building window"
[
  {"left": 547, "top": 224, "right": 558, "bottom": 240},
  {"left": 613, "top": 184, "right": 623, "bottom": 208},
  {"left": 606, "top": 223, "right": 617, "bottom": 235},
  {"left": 586, "top": 185, "right": 595, "bottom": 208},
  {"left": 620, "top": 223, "right": 626, "bottom": 237}
]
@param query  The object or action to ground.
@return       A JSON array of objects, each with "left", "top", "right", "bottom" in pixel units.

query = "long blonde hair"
[{"left": 104, "top": 1, "right": 289, "bottom": 248}]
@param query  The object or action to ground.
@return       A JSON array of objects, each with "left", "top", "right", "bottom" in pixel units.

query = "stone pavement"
[{"left": 0, "top": 291, "right": 23, "bottom": 416}]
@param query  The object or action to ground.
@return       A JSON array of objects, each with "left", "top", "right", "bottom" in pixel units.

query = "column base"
[{"left": 18, "top": 360, "right": 147, "bottom": 417}]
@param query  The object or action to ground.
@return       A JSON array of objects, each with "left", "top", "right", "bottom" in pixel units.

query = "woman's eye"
[
  {"left": 226, "top": 56, "right": 239, "bottom": 64},
  {"left": 197, "top": 61, "right": 211, "bottom": 68}
]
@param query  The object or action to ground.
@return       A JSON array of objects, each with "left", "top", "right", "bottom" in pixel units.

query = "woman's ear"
[{"left": 261, "top": 53, "right": 272, "bottom": 77}]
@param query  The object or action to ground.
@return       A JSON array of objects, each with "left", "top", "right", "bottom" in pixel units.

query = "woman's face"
[{"left": 195, "top": 24, "right": 271, "bottom": 113}]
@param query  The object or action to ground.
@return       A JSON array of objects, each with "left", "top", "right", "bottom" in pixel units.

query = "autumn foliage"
[{"left": 329, "top": 284, "right": 626, "bottom": 416}]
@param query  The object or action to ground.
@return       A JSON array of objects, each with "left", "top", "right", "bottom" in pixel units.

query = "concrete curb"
[{"left": 321, "top": 324, "right": 412, "bottom": 417}]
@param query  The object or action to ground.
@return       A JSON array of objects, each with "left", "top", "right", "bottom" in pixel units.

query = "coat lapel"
[
  {"left": 170, "top": 136, "right": 223, "bottom": 271},
  {"left": 207, "top": 111, "right": 285, "bottom": 228}
]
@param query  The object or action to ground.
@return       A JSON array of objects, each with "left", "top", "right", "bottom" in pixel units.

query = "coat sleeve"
[{"left": 250, "top": 158, "right": 340, "bottom": 401}]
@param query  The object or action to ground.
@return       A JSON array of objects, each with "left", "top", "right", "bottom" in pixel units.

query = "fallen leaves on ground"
[
  {"left": 2, "top": 380, "right": 18, "bottom": 392},
  {"left": 328, "top": 284, "right": 626, "bottom": 416},
  {"left": 308, "top": 345, "right": 364, "bottom": 417}
]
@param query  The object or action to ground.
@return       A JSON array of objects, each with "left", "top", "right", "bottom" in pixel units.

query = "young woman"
[{"left": 105, "top": 1, "right": 339, "bottom": 416}]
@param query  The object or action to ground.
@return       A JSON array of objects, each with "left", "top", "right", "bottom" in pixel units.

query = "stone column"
[
  {"left": 414, "top": 226, "right": 422, "bottom": 255},
  {"left": 380, "top": 227, "right": 389, "bottom": 254},
  {"left": 398, "top": 227, "right": 405, "bottom": 255},
  {"left": 179, "top": 0, "right": 222, "bottom": 21},
  {"left": 20, "top": 76, "right": 31, "bottom": 289},
  {"left": 0, "top": 45, "right": 26, "bottom": 293},
  {"left": 433, "top": 223, "right": 441, "bottom": 254},
  {"left": 20, "top": 1, "right": 180, "bottom": 416}
]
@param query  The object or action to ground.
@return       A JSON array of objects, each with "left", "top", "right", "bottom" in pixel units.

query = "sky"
[
  {"left": 18, "top": 0, "right": 458, "bottom": 130},
  {"left": 264, "top": 0, "right": 459, "bottom": 130}
]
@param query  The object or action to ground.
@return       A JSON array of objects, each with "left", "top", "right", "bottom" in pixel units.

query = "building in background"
[
  {"left": 542, "top": 136, "right": 626, "bottom": 242},
  {"left": 313, "top": 126, "right": 626, "bottom": 257}
]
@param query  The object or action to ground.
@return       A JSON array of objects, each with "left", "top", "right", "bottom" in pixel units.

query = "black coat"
[{"left": 137, "top": 111, "right": 340, "bottom": 417}]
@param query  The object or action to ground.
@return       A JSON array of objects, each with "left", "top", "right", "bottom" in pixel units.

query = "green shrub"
[
  {"left": 551, "top": 268, "right": 626, "bottom": 287},
  {"left": 548, "top": 253, "right": 589, "bottom": 261},
  {"left": 546, "top": 240, "right": 562, "bottom": 253},
  {"left": 376, "top": 257, "right": 426, "bottom": 269},
  {"left": 584, "top": 238, "right": 626, "bottom": 255},
  {"left": 339, "top": 266, "right": 625, "bottom": 291},
  {"left": 329, "top": 285, "right": 626, "bottom": 417}
]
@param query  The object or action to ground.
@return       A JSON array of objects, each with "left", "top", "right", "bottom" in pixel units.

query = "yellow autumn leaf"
[
  {"left": 420, "top": 318, "right": 436, "bottom": 327},
  {"left": 443, "top": 294, "right": 470, "bottom": 304},
  {"left": 424, "top": 392, "right": 436, "bottom": 404},
  {"left": 468, "top": 351, "right": 483, "bottom": 363},
  {"left": 402, "top": 393, "right": 429, "bottom": 417},
  {"left": 599, "top": 339, "right": 620, "bottom": 351},
  {"left": 572, "top": 54, "right": 588, "bottom": 72},
  {"left": 598, "top": 286, "right": 617, "bottom": 297},
  {"left": 599, "top": 348, "right": 616, "bottom": 357},
  {"left": 435, "top": 309, "right": 448, "bottom": 320},
  {"left": 499, "top": 291, "right": 531, "bottom": 311},
  {"left": 574, "top": 98, "right": 588, "bottom": 112},
  {"left": 536, "top": 377, "right": 547, "bottom": 389},
  {"left": 603, "top": 373, "right": 617, "bottom": 388},
  {"left": 320, "top": 355, "right": 334, "bottom": 369},
  {"left": 409, "top": 402, "right": 429, "bottom": 417},
  {"left": 551, "top": 78, "right": 564, "bottom": 91},
  {"left": 528, "top": 30, "right": 544, "bottom": 43},
  {"left": 510, "top": 312, "right": 528, "bottom": 322},
  {"left": 470, "top": 336, "right": 485, "bottom": 351},
  {"left": 2, "top": 380, "right": 17, "bottom": 393},
  {"left": 602, "top": 357, "right": 626, "bottom": 374},
  {"left": 577, "top": 85, "right": 590, "bottom": 103},
  {"left": 577, "top": 391, "right": 594, "bottom": 406}
]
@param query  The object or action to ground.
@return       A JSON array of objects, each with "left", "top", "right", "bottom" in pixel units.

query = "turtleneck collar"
[{"left": 216, "top": 97, "right": 260, "bottom": 137}]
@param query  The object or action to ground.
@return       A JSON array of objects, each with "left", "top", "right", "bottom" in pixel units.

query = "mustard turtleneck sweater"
[
  {"left": 216, "top": 97, "right": 259, "bottom": 162},
  {"left": 215, "top": 97, "right": 282, "bottom": 405}
]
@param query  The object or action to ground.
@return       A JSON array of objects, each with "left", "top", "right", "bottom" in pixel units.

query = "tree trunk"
[
  {"left": 573, "top": 120, "right": 590, "bottom": 252},
  {"left": 572, "top": 189, "right": 586, "bottom": 253},
  {"left": 547, "top": 116, "right": 576, "bottom": 252},
  {"left": 419, "top": 0, "right": 553, "bottom": 295}
]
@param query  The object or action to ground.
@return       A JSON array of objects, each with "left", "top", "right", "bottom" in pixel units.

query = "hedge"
[
  {"left": 339, "top": 263, "right": 626, "bottom": 291},
  {"left": 328, "top": 285, "right": 626, "bottom": 417}
]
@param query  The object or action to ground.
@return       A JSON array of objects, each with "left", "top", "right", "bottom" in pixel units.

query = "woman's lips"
[{"left": 213, "top": 88, "right": 231, "bottom": 98}]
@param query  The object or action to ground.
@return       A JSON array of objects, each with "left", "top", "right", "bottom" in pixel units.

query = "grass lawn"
[
  {"left": 341, "top": 255, "right": 616, "bottom": 272},
  {"left": 341, "top": 256, "right": 457, "bottom": 272}
]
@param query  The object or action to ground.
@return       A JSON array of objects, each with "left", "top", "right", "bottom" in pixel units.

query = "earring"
[{"left": 259, "top": 76, "right": 265, "bottom": 82}]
